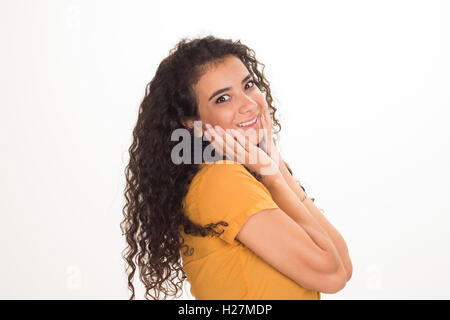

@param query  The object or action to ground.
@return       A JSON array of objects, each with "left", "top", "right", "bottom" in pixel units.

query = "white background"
[{"left": 1, "top": 0, "right": 449, "bottom": 299}]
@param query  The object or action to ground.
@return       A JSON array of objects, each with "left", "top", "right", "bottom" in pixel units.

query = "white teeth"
[{"left": 237, "top": 117, "right": 257, "bottom": 127}]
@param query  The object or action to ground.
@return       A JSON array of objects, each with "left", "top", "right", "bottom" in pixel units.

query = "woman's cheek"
[{"left": 214, "top": 111, "right": 234, "bottom": 129}]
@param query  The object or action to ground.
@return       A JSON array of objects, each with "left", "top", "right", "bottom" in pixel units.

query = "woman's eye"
[
  {"left": 215, "top": 80, "right": 255, "bottom": 104},
  {"left": 215, "top": 95, "right": 230, "bottom": 104},
  {"left": 245, "top": 80, "right": 255, "bottom": 89}
]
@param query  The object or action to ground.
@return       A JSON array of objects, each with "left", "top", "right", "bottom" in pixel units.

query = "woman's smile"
[{"left": 236, "top": 114, "right": 260, "bottom": 131}]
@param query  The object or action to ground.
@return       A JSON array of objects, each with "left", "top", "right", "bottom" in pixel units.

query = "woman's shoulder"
[
  {"left": 186, "top": 160, "right": 255, "bottom": 201},
  {"left": 200, "top": 159, "right": 247, "bottom": 174},
  {"left": 196, "top": 160, "right": 254, "bottom": 187},
  {"left": 183, "top": 160, "right": 250, "bottom": 222}
]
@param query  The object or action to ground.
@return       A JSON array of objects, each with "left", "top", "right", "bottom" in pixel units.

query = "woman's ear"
[
  {"left": 181, "top": 117, "right": 204, "bottom": 138},
  {"left": 181, "top": 118, "right": 194, "bottom": 129}
]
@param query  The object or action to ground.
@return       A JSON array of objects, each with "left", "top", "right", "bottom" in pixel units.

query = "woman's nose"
[{"left": 238, "top": 94, "right": 258, "bottom": 114}]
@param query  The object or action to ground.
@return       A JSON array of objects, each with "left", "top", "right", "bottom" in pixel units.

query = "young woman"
[{"left": 121, "top": 35, "right": 353, "bottom": 300}]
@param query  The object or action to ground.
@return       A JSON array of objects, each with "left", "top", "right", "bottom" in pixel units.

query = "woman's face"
[{"left": 191, "top": 55, "right": 266, "bottom": 146}]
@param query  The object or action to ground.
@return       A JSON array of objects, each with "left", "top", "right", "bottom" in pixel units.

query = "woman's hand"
[
  {"left": 203, "top": 124, "right": 280, "bottom": 178},
  {"left": 258, "top": 101, "right": 281, "bottom": 167}
]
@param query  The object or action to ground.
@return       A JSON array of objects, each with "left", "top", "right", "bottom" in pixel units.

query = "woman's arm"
[
  {"left": 204, "top": 125, "right": 348, "bottom": 292},
  {"left": 261, "top": 173, "right": 347, "bottom": 282},
  {"left": 277, "top": 160, "right": 353, "bottom": 282}
]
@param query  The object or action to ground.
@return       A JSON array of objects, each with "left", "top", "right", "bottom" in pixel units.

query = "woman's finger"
[
  {"left": 263, "top": 107, "right": 272, "bottom": 157},
  {"left": 231, "top": 127, "right": 262, "bottom": 165},
  {"left": 215, "top": 125, "right": 247, "bottom": 163},
  {"left": 259, "top": 113, "right": 265, "bottom": 147},
  {"left": 259, "top": 113, "right": 266, "bottom": 147},
  {"left": 230, "top": 127, "right": 279, "bottom": 175},
  {"left": 265, "top": 116, "right": 272, "bottom": 158},
  {"left": 212, "top": 125, "right": 232, "bottom": 161},
  {"left": 258, "top": 113, "right": 270, "bottom": 157},
  {"left": 205, "top": 125, "right": 233, "bottom": 162},
  {"left": 264, "top": 103, "right": 271, "bottom": 131}
]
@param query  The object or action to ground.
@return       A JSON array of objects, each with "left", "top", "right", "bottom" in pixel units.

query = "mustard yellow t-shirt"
[{"left": 180, "top": 160, "right": 320, "bottom": 300}]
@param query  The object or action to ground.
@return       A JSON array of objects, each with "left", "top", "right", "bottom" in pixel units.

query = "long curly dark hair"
[{"left": 120, "top": 35, "right": 289, "bottom": 300}]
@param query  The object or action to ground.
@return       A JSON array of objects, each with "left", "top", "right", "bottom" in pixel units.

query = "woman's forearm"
[
  {"left": 262, "top": 172, "right": 331, "bottom": 240},
  {"left": 278, "top": 160, "right": 353, "bottom": 281},
  {"left": 261, "top": 173, "right": 343, "bottom": 268}
]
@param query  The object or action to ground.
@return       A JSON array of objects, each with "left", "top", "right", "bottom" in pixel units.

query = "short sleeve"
[{"left": 196, "top": 161, "right": 279, "bottom": 246}]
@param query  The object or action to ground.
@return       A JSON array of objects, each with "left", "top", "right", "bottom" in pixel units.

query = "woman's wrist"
[
  {"left": 278, "top": 158, "right": 308, "bottom": 200},
  {"left": 261, "top": 170, "right": 285, "bottom": 190}
]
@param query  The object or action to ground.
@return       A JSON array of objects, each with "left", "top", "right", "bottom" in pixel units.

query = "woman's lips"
[{"left": 236, "top": 116, "right": 259, "bottom": 131}]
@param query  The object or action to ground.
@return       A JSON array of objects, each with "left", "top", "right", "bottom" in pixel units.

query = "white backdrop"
[{"left": 1, "top": 0, "right": 449, "bottom": 300}]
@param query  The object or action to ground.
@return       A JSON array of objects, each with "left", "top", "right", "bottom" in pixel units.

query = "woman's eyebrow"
[{"left": 208, "top": 74, "right": 252, "bottom": 101}]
